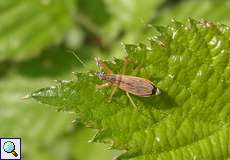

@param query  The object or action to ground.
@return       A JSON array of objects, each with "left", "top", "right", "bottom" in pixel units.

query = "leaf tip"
[
  {"left": 21, "top": 94, "right": 31, "bottom": 100},
  {"left": 113, "top": 151, "right": 129, "bottom": 160}
]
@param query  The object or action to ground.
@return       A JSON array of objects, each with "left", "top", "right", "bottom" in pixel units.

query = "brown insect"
[{"left": 95, "top": 57, "right": 160, "bottom": 109}]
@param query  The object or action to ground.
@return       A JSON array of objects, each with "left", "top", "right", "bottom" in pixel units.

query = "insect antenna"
[
  {"left": 67, "top": 49, "right": 86, "bottom": 67},
  {"left": 95, "top": 57, "right": 102, "bottom": 70}
]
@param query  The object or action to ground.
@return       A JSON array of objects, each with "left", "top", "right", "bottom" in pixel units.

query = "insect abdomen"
[{"left": 114, "top": 75, "right": 158, "bottom": 97}]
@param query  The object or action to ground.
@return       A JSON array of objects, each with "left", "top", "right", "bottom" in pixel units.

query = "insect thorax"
[{"left": 105, "top": 74, "right": 121, "bottom": 84}]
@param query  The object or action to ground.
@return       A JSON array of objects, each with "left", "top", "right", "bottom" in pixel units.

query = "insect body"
[
  {"left": 95, "top": 58, "right": 160, "bottom": 109},
  {"left": 97, "top": 72, "right": 159, "bottom": 97}
]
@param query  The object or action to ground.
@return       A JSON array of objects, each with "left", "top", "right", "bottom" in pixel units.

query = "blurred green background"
[{"left": 0, "top": 0, "right": 229, "bottom": 159}]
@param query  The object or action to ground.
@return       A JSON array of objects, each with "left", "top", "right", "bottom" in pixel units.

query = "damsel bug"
[{"left": 95, "top": 57, "right": 160, "bottom": 109}]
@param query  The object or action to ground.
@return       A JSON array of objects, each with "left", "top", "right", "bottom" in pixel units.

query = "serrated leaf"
[
  {"left": 31, "top": 20, "right": 230, "bottom": 159},
  {"left": 0, "top": 0, "right": 75, "bottom": 61}
]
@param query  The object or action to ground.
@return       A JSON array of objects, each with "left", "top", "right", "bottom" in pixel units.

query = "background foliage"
[{"left": 0, "top": 0, "right": 230, "bottom": 159}]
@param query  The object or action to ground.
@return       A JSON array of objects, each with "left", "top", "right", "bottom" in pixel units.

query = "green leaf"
[
  {"left": 154, "top": 0, "right": 230, "bottom": 25},
  {"left": 0, "top": 0, "right": 75, "bottom": 61},
  {"left": 31, "top": 19, "right": 230, "bottom": 159}
]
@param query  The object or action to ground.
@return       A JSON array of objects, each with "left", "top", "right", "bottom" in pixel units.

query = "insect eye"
[
  {"left": 99, "top": 72, "right": 105, "bottom": 77},
  {"left": 96, "top": 72, "right": 105, "bottom": 80}
]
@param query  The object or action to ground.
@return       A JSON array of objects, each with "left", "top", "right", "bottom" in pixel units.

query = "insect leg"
[
  {"left": 108, "top": 86, "right": 118, "bottom": 102},
  {"left": 96, "top": 83, "right": 111, "bottom": 89},
  {"left": 126, "top": 92, "right": 138, "bottom": 110},
  {"left": 95, "top": 57, "right": 113, "bottom": 74},
  {"left": 109, "top": 58, "right": 128, "bottom": 101},
  {"left": 121, "top": 57, "right": 128, "bottom": 74}
]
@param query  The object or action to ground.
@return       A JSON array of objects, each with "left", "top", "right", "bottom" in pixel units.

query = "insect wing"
[{"left": 118, "top": 75, "right": 155, "bottom": 97}]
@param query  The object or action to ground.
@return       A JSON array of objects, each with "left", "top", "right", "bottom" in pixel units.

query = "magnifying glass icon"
[{"left": 3, "top": 141, "right": 18, "bottom": 157}]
